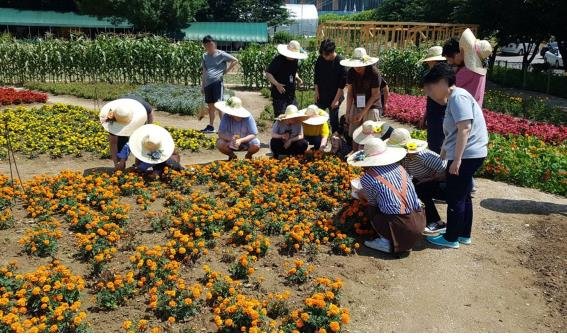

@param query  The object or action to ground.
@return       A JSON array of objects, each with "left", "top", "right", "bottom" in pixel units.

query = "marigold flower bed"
[
  {"left": 0, "top": 104, "right": 215, "bottom": 159},
  {"left": 0, "top": 155, "right": 372, "bottom": 332},
  {"left": 0, "top": 87, "right": 47, "bottom": 105},
  {"left": 386, "top": 93, "right": 567, "bottom": 144}
]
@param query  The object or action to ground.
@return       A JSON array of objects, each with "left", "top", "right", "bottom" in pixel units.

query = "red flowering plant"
[{"left": 0, "top": 87, "right": 47, "bottom": 105}]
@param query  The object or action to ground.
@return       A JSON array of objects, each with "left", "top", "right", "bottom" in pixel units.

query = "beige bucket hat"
[
  {"left": 277, "top": 105, "right": 310, "bottom": 122},
  {"left": 347, "top": 138, "right": 407, "bottom": 167},
  {"left": 419, "top": 46, "right": 446, "bottom": 63},
  {"left": 300, "top": 104, "right": 329, "bottom": 126},
  {"left": 214, "top": 96, "right": 251, "bottom": 118},
  {"left": 340, "top": 47, "right": 379, "bottom": 67},
  {"left": 277, "top": 40, "right": 308, "bottom": 60},
  {"left": 386, "top": 128, "right": 428, "bottom": 154},
  {"left": 460, "top": 28, "right": 493, "bottom": 76},
  {"left": 352, "top": 120, "right": 388, "bottom": 145},
  {"left": 99, "top": 98, "right": 148, "bottom": 136}
]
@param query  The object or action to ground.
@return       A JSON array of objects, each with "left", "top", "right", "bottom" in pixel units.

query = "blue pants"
[{"left": 443, "top": 158, "right": 485, "bottom": 242}]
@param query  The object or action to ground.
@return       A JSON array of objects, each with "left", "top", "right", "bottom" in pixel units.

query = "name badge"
[
  {"left": 289, "top": 75, "right": 294, "bottom": 84},
  {"left": 356, "top": 95, "right": 366, "bottom": 108}
]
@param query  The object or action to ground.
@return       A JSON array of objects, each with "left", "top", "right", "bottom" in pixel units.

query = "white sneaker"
[{"left": 364, "top": 237, "right": 392, "bottom": 253}]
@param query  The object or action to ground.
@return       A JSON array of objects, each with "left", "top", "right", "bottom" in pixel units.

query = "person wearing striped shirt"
[
  {"left": 348, "top": 138, "right": 426, "bottom": 254},
  {"left": 388, "top": 128, "right": 447, "bottom": 235}
]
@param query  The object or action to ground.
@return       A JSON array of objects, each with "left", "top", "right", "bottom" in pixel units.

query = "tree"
[
  {"left": 196, "top": 0, "right": 288, "bottom": 26},
  {"left": 1, "top": 0, "right": 78, "bottom": 11},
  {"left": 77, "top": 0, "right": 206, "bottom": 38},
  {"left": 374, "top": 0, "right": 459, "bottom": 22}
]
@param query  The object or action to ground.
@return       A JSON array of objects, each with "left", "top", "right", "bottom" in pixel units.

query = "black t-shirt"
[
  {"left": 266, "top": 55, "right": 298, "bottom": 99},
  {"left": 314, "top": 55, "right": 347, "bottom": 108},
  {"left": 347, "top": 66, "right": 384, "bottom": 109},
  {"left": 122, "top": 94, "right": 153, "bottom": 115}
]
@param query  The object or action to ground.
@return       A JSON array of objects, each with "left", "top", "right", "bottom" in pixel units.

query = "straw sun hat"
[
  {"left": 99, "top": 98, "right": 148, "bottom": 136},
  {"left": 277, "top": 40, "right": 308, "bottom": 60},
  {"left": 352, "top": 120, "right": 389, "bottom": 145},
  {"left": 300, "top": 104, "right": 329, "bottom": 126},
  {"left": 214, "top": 96, "right": 251, "bottom": 118},
  {"left": 128, "top": 124, "right": 175, "bottom": 164},
  {"left": 419, "top": 46, "right": 446, "bottom": 63},
  {"left": 347, "top": 138, "right": 407, "bottom": 167},
  {"left": 460, "top": 28, "right": 493, "bottom": 76},
  {"left": 340, "top": 47, "right": 379, "bottom": 68},
  {"left": 277, "top": 105, "right": 310, "bottom": 122},
  {"left": 386, "top": 128, "right": 428, "bottom": 154}
]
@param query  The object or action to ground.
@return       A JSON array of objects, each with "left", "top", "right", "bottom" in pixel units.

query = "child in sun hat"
[
  {"left": 265, "top": 40, "right": 308, "bottom": 117},
  {"left": 387, "top": 128, "right": 447, "bottom": 236},
  {"left": 347, "top": 138, "right": 426, "bottom": 254},
  {"left": 215, "top": 96, "right": 261, "bottom": 160},
  {"left": 115, "top": 124, "right": 183, "bottom": 178},
  {"left": 300, "top": 104, "right": 331, "bottom": 150},
  {"left": 270, "top": 105, "right": 310, "bottom": 158},
  {"left": 352, "top": 120, "right": 394, "bottom": 146},
  {"left": 341, "top": 47, "right": 388, "bottom": 152},
  {"left": 100, "top": 98, "right": 149, "bottom": 167}
]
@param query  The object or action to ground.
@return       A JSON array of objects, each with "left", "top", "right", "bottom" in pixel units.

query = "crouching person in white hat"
[
  {"left": 270, "top": 105, "right": 310, "bottom": 158},
  {"left": 115, "top": 124, "right": 183, "bottom": 178},
  {"left": 100, "top": 98, "right": 149, "bottom": 166},
  {"left": 300, "top": 105, "right": 330, "bottom": 151},
  {"left": 215, "top": 97, "right": 260, "bottom": 160},
  {"left": 348, "top": 138, "right": 426, "bottom": 254}
]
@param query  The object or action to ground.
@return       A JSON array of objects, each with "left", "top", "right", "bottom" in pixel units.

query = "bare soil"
[{"left": 0, "top": 89, "right": 565, "bottom": 332}]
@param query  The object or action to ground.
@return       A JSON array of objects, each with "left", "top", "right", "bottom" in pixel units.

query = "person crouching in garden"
[
  {"left": 341, "top": 48, "right": 385, "bottom": 152},
  {"left": 348, "top": 138, "right": 426, "bottom": 254},
  {"left": 418, "top": 46, "right": 447, "bottom": 154},
  {"left": 422, "top": 63, "right": 488, "bottom": 249},
  {"left": 352, "top": 120, "right": 394, "bottom": 148},
  {"left": 300, "top": 104, "right": 330, "bottom": 151},
  {"left": 215, "top": 96, "right": 260, "bottom": 160},
  {"left": 387, "top": 128, "right": 448, "bottom": 236},
  {"left": 200, "top": 35, "right": 239, "bottom": 133},
  {"left": 115, "top": 124, "right": 183, "bottom": 179},
  {"left": 270, "top": 105, "right": 309, "bottom": 158},
  {"left": 100, "top": 98, "right": 148, "bottom": 168},
  {"left": 265, "top": 40, "right": 307, "bottom": 117}
]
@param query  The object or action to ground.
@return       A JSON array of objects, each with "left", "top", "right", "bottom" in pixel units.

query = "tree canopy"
[
  {"left": 2, "top": 0, "right": 78, "bottom": 12},
  {"left": 195, "top": 0, "right": 288, "bottom": 26}
]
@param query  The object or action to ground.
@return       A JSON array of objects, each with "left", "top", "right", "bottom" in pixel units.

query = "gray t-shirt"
[
  {"left": 202, "top": 50, "right": 237, "bottom": 87},
  {"left": 442, "top": 87, "right": 488, "bottom": 160},
  {"left": 272, "top": 120, "right": 303, "bottom": 138}
]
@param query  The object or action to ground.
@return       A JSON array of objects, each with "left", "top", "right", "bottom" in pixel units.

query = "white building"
[{"left": 277, "top": 4, "right": 319, "bottom": 37}]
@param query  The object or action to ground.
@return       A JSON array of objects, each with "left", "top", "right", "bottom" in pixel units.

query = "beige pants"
[{"left": 348, "top": 107, "right": 382, "bottom": 137}]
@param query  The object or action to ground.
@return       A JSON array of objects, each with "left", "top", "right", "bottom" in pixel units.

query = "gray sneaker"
[{"left": 423, "top": 222, "right": 447, "bottom": 236}]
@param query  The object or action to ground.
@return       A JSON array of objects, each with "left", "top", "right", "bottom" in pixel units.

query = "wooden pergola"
[{"left": 317, "top": 21, "right": 479, "bottom": 55}]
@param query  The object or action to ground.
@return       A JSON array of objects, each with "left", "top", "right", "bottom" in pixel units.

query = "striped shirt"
[
  {"left": 400, "top": 149, "right": 447, "bottom": 181},
  {"left": 360, "top": 164, "right": 422, "bottom": 215}
]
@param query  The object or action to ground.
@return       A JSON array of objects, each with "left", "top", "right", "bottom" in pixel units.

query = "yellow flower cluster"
[
  {"left": 0, "top": 104, "right": 215, "bottom": 159},
  {"left": 17, "top": 218, "right": 62, "bottom": 257}
]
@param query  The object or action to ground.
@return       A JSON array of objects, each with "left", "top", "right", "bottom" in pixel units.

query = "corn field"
[{"left": 0, "top": 35, "right": 203, "bottom": 85}]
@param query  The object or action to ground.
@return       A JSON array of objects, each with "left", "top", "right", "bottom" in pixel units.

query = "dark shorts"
[
  {"left": 204, "top": 81, "right": 223, "bottom": 104},
  {"left": 117, "top": 136, "right": 129, "bottom": 153}
]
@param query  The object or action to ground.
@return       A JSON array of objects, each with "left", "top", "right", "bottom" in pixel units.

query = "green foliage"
[
  {"left": 296, "top": 90, "right": 315, "bottom": 109},
  {"left": 298, "top": 51, "right": 318, "bottom": 90},
  {"left": 379, "top": 47, "right": 426, "bottom": 92},
  {"left": 77, "top": 0, "right": 205, "bottom": 37},
  {"left": 272, "top": 31, "right": 295, "bottom": 45},
  {"left": 196, "top": 0, "right": 289, "bottom": 26},
  {"left": 23, "top": 82, "right": 138, "bottom": 101},
  {"left": 488, "top": 66, "right": 567, "bottom": 99},
  {"left": 132, "top": 83, "right": 205, "bottom": 115},
  {"left": 483, "top": 90, "right": 566, "bottom": 124},
  {"left": 319, "top": 10, "right": 377, "bottom": 23},
  {"left": 0, "top": 36, "right": 203, "bottom": 85},
  {"left": 239, "top": 44, "right": 277, "bottom": 88}
]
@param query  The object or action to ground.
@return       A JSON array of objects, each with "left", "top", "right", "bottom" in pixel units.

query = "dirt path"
[{"left": 0, "top": 89, "right": 565, "bottom": 332}]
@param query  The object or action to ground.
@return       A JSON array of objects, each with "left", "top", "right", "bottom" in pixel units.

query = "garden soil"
[{"left": 0, "top": 90, "right": 565, "bottom": 332}]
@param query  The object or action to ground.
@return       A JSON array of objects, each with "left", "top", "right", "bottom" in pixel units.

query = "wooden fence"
[{"left": 317, "top": 21, "right": 479, "bottom": 55}]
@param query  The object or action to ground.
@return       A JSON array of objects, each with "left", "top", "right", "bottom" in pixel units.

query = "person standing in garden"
[
  {"left": 314, "top": 39, "right": 347, "bottom": 133},
  {"left": 348, "top": 138, "right": 426, "bottom": 254},
  {"left": 442, "top": 28, "right": 493, "bottom": 107},
  {"left": 215, "top": 96, "right": 261, "bottom": 160},
  {"left": 200, "top": 35, "right": 239, "bottom": 133},
  {"left": 418, "top": 46, "right": 447, "bottom": 154},
  {"left": 270, "top": 105, "right": 310, "bottom": 158},
  {"left": 422, "top": 63, "right": 488, "bottom": 249},
  {"left": 341, "top": 47, "right": 387, "bottom": 152},
  {"left": 265, "top": 40, "right": 308, "bottom": 117}
]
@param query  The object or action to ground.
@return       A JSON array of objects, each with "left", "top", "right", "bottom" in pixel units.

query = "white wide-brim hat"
[
  {"left": 214, "top": 96, "right": 251, "bottom": 118},
  {"left": 100, "top": 98, "right": 148, "bottom": 136},
  {"left": 386, "top": 128, "right": 428, "bottom": 154},
  {"left": 352, "top": 120, "right": 388, "bottom": 145},
  {"left": 277, "top": 40, "right": 308, "bottom": 60},
  {"left": 460, "top": 28, "right": 493, "bottom": 76},
  {"left": 351, "top": 178, "right": 362, "bottom": 199},
  {"left": 300, "top": 104, "right": 329, "bottom": 125},
  {"left": 347, "top": 138, "right": 407, "bottom": 167},
  {"left": 419, "top": 46, "right": 446, "bottom": 63},
  {"left": 277, "top": 105, "right": 310, "bottom": 122},
  {"left": 128, "top": 124, "right": 175, "bottom": 164},
  {"left": 340, "top": 47, "right": 379, "bottom": 67}
]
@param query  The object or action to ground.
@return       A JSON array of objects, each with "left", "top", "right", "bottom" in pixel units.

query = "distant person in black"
[
  {"left": 265, "top": 40, "right": 308, "bottom": 117},
  {"left": 418, "top": 46, "right": 447, "bottom": 154},
  {"left": 314, "top": 39, "right": 347, "bottom": 133}
]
